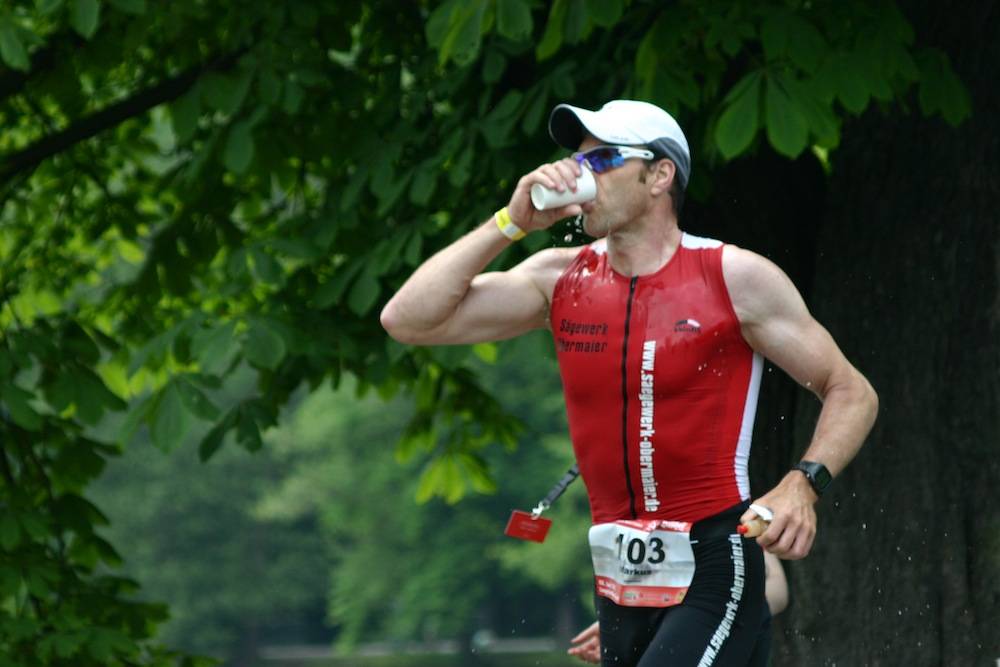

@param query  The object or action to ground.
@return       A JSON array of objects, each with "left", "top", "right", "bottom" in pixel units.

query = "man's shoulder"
[
  {"left": 721, "top": 244, "right": 780, "bottom": 283},
  {"left": 721, "top": 245, "right": 800, "bottom": 324},
  {"left": 521, "top": 244, "right": 588, "bottom": 273},
  {"left": 515, "top": 244, "right": 589, "bottom": 302}
]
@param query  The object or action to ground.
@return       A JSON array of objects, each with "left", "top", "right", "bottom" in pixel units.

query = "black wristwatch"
[{"left": 794, "top": 461, "right": 833, "bottom": 497}]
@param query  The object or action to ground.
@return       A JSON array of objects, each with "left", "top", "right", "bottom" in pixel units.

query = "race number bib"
[{"left": 589, "top": 520, "right": 695, "bottom": 608}]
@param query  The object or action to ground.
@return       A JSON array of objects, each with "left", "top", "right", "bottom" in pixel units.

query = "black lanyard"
[{"left": 532, "top": 463, "right": 580, "bottom": 517}]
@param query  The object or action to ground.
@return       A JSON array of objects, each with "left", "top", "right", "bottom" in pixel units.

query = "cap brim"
[
  {"left": 548, "top": 104, "right": 587, "bottom": 150},
  {"left": 548, "top": 104, "right": 645, "bottom": 150}
]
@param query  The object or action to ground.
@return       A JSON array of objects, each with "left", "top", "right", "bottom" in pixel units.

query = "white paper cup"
[{"left": 531, "top": 167, "right": 596, "bottom": 210}]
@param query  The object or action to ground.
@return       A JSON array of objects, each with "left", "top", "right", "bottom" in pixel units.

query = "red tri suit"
[{"left": 551, "top": 233, "right": 763, "bottom": 525}]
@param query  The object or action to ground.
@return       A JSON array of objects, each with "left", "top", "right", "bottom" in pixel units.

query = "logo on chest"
[{"left": 673, "top": 319, "right": 701, "bottom": 333}]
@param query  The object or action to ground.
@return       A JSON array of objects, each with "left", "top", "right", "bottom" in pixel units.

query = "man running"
[{"left": 380, "top": 99, "right": 878, "bottom": 666}]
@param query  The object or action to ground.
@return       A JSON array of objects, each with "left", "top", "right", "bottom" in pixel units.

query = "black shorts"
[{"left": 595, "top": 501, "right": 770, "bottom": 667}]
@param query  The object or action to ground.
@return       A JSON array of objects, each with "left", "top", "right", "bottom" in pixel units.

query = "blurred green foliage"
[
  {"left": 0, "top": 0, "right": 968, "bottom": 663},
  {"left": 93, "top": 333, "right": 594, "bottom": 661}
]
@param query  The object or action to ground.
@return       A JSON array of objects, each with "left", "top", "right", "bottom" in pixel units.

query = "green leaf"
[
  {"left": 374, "top": 171, "right": 412, "bottom": 217},
  {"left": 258, "top": 68, "right": 282, "bottom": 105},
  {"left": 496, "top": 0, "right": 532, "bottom": 40},
  {"left": 586, "top": 0, "right": 622, "bottom": 28},
  {"left": 916, "top": 49, "right": 971, "bottom": 127},
  {"left": 128, "top": 319, "right": 187, "bottom": 375},
  {"left": 314, "top": 259, "right": 364, "bottom": 308},
  {"left": 536, "top": 0, "right": 567, "bottom": 61},
  {"left": 169, "top": 84, "right": 201, "bottom": 144},
  {"left": 244, "top": 318, "right": 286, "bottom": 370},
  {"left": 45, "top": 372, "right": 76, "bottom": 412},
  {"left": 835, "top": 52, "right": 870, "bottom": 114},
  {"left": 761, "top": 11, "right": 826, "bottom": 73},
  {"left": 403, "top": 230, "right": 423, "bottom": 266},
  {"left": 448, "top": 143, "right": 474, "bottom": 187},
  {"left": 759, "top": 11, "right": 789, "bottom": 62},
  {"left": 481, "top": 49, "right": 506, "bottom": 84},
  {"left": 521, "top": 84, "right": 550, "bottom": 136},
  {"left": 236, "top": 405, "right": 263, "bottom": 451},
  {"left": 472, "top": 342, "right": 497, "bottom": 364},
  {"left": 339, "top": 166, "right": 368, "bottom": 212},
  {"left": 74, "top": 368, "right": 127, "bottom": 424},
  {"left": 0, "top": 19, "right": 29, "bottom": 71},
  {"left": 415, "top": 456, "right": 446, "bottom": 503},
  {"left": 36, "top": 0, "right": 64, "bottom": 13},
  {"left": 459, "top": 452, "right": 497, "bottom": 494},
  {"left": 481, "top": 90, "right": 524, "bottom": 147},
  {"left": 426, "top": 0, "right": 460, "bottom": 48},
  {"left": 0, "top": 515, "right": 21, "bottom": 550},
  {"left": 786, "top": 77, "right": 840, "bottom": 148},
  {"left": 563, "top": 0, "right": 590, "bottom": 44},
  {"left": 50, "top": 440, "right": 106, "bottom": 491},
  {"left": 439, "top": 0, "right": 487, "bottom": 66},
  {"left": 347, "top": 265, "right": 381, "bottom": 316},
  {"left": 223, "top": 120, "right": 255, "bottom": 173},
  {"left": 1, "top": 383, "right": 42, "bottom": 431},
  {"left": 191, "top": 321, "right": 238, "bottom": 375},
  {"left": 149, "top": 381, "right": 191, "bottom": 451},
  {"left": 203, "top": 69, "right": 252, "bottom": 115},
  {"left": 786, "top": 16, "right": 826, "bottom": 73},
  {"left": 282, "top": 80, "right": 304, "bottom": 114},
  {"left": 765, "top": 75, "right": 809, "bottom": 158},
  {"left": 249, "top": 246, "right": 283, "bottom": 284},
  {"left": 107, "top": 0, "right": 144, "bottom": 14},
  {"left": 715, "top": 71, "right": 762, "bottom": 159},
  {"left": 176, "top": 379, "right": 220, "bottom": 421},
  {"left": 409, "top": 161, "right": 438, "bottom": 205},
  {"left": 70, "top": 0, "right": 101, "bottom": 39},
  {"left": 198, "top": 410, "right": 235, "bottom": 461}
]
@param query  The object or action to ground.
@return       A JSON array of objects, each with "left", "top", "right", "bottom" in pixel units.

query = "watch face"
[{"left": 799, "top": 462, "right": 832, "bottom": 493}]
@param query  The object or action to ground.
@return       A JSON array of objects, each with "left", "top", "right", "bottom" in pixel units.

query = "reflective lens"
[{"left": 572, "top": 145, "right": 655, "bottom": 173}]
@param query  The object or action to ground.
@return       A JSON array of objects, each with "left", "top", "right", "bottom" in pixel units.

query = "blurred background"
[{"left": 1, "top": 1, "right": 997, "bottom": 665}]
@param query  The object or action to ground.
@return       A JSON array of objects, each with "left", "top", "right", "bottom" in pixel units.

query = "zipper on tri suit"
[{"left": 620, "top": 276, "right": 639, "bottom": 519}]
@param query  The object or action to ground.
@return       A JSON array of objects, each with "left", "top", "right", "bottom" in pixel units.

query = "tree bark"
[{"left": 774, "top": 1, "right": 1000, "bottom": 664}]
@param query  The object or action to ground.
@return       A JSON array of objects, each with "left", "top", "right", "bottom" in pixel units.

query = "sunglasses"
[{"left": 572, "top": 145, "right": 655, "bottom": 173}]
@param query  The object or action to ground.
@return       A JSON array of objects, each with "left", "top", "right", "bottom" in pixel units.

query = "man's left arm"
[{"left": 723, "top": 246, "right": 879, "bottom": 559}]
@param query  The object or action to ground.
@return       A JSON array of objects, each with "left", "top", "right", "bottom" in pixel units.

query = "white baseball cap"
[{"left": 548, "top": 100, "right": 691, "bottom": 189}]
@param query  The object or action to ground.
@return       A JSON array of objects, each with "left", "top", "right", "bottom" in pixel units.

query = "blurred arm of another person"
[
  {"left": 568, "top": 552, "right": 790, "bottom": 664},
  {"left": 763, "top": 550, "right": 789, "bottom": 616},
  {"left": 567, "top": 621, "right": 601, "bottom": 664}
]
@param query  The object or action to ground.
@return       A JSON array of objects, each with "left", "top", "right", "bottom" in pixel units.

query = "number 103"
[{"left": 615, "top": 533, "right": 666, "bottom": 565}]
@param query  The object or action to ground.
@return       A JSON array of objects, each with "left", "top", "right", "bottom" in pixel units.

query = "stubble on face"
[{"left": 582, "top": 164, "right": 648, "bottom": 238}]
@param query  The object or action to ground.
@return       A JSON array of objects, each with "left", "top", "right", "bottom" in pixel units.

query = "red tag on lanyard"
[{"left": 504, "top": 510, "right": 553, "bottom": 543}]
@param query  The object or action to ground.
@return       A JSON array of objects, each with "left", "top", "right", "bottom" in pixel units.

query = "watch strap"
[{"left": 794, "top": 460, "right": 832, "bottom": 496}]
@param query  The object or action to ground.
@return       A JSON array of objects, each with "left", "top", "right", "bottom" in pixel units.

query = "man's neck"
[{"left": 605, "top": 213, "right": 682, "bottom": 277}]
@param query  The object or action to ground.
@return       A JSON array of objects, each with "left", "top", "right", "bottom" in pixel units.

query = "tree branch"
[{"left": 0, "top": 50, "right": 245, "bottom": 182}]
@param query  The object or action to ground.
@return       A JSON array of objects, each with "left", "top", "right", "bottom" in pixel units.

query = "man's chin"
[{"left": 582, "top": 216, "right": 608, "bottom": 239}]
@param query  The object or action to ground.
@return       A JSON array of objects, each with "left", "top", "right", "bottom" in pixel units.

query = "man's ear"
[{"left": 649, "top": 159, "right": 676, "bottom": 196}]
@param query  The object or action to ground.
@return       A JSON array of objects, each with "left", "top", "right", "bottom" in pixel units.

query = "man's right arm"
[
  {"left": 380, "top": 220, "right": 576, "bottom": 345},
  {"left": 380, "top": 157, "right": 588, "bottom": 346}
]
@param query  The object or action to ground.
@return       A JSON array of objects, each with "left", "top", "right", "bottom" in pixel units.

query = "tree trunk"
[{"left": 775, "top": 2, "right": 1000, "bottom": 664}]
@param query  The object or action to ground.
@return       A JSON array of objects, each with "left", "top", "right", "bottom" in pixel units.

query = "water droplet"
[{"left": 564, "top": 233, "right": 574, "bottom": 242}]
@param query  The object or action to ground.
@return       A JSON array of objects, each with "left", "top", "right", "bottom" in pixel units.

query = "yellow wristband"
[{"left": 494, "top": 207, "right": 526, "bottom": 241}]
